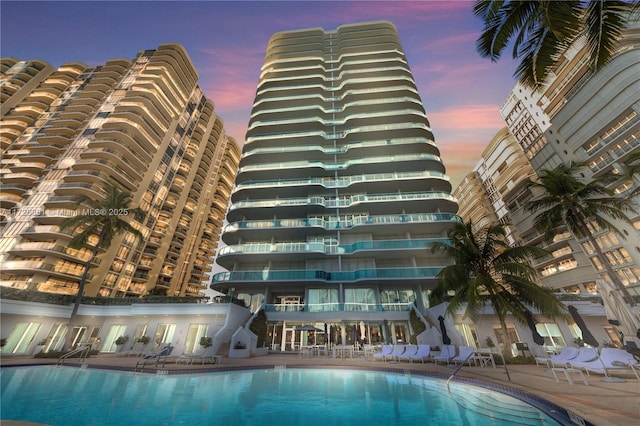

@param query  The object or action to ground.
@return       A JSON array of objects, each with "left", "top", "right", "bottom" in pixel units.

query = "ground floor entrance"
[{"left": 267, "top": 320, "right": 410, "bottom": 352}]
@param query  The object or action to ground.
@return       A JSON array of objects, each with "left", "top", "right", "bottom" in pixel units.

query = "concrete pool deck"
[{"left": 1, "top": 353, "right": 638, "bottom": 426}]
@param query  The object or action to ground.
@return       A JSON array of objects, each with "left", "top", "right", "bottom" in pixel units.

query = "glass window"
[
  {"left": 344, "top": 288, "right": 375, "bottom": 311},
  {"left": 307, "top": 288, "right": 338, "bottom": 312},
  {"left": 492, "top": 324, "right": 520, "bottom": 357},
  {"left": 380, "top": 289, "right": 415, "bottom": 311},
  {"left": 1, "top": 322, "right": 42, "bottom": 354},
  {"left": 42, "top": 323, "right": 67, "bottom": 353},
  {"left": 152, "top": 323, "right": 176, "bottom": 350},
  {"left": 454, "top": 323, "right": 479, "bottom": 348},
  {"left": 184, "top": 324, "right": 209, "bottom": 354},
  {"left": 103, "top": 325, "right": 128, "bottom": 353},
  {"left": 536, "top": 323, "right": 567, "bottom": 352}
]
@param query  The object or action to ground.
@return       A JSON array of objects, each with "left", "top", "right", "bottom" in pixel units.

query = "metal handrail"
[
  {"left": 57, "top": 343, "right": 92, "bottom": 366},
  {"left": 446, "top": 351, "right": 475, "bottom": 393}
]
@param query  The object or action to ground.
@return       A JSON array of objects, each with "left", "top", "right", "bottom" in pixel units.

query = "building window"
[
  {"left": 1, "top": 322, "right": 42, "bottom": 355},
  {"left": 152, "top": 323, "right": 176, "bottom": 350},
  {"left": 536, "top": 323, "right": 567, "bottom": 352},
  {"left": 184, "top": 324, "right": 209, "bottom": 354},
  {"left": 344, "top": 288, "right": 376, "bottom": 311}
]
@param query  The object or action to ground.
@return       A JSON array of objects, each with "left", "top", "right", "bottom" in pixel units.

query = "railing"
[
  {"left": 57, "top": 343, "right": 92, "bottom": 366},
  {"left": 446, "top": 350, "right": 511, "bottom": 394}
]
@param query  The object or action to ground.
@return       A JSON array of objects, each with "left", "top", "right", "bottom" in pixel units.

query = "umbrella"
[
  {"left": 568, "top": 305, "right": 599, "bottom": 347},
  {"left": 597, "top": 279, "right": 640, "bottom": 346},
  {"left": 524, "top": 310, "right": 545, "bottom": 346},
  {"left": 381, "top": 320, "right": 389, "bottom": 344},
  {"left": 324, "top": 323, "right": 328, "bottom": 346},
  {"left": 438, "top": 315, "right": 451, "bottom": 345}
]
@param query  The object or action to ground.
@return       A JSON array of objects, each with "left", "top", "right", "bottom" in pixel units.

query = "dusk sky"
[{"left": 1, "top": 0, "right": 519, "bottom": 188}]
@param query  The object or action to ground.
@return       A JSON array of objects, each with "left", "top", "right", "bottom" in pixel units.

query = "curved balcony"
[
  {"left": 227, "top": 191, "right": 457, "bottom": 221},
  {"left": 216, "top": 238, "right": 447, "bottom": 262},
  {"left": 222, "top": 213, "right": 460, "bottom": 244},
  {"left": 211, "top": 266, "right": 442, "bottom": 286}
]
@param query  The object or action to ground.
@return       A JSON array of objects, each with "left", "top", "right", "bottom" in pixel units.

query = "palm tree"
[
  {"left": 473, "top": 0, "right": 637, "bottom": 87},
  {"left": 60, "top": 180, "right": 145, "bottom": 317},
  {"left": 526, "top": 162, "right": 636, "bottom": 306},
  {"left": 431, "top": 221, "right": 567, "bottom": 358}
]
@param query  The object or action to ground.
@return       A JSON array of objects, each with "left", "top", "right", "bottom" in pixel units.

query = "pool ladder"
[
  {"left": 446, "top": 350, "right": 511, "bottom": 393},
  {"left": 57, "top": 343, "right": 92, "bottom": 366}
]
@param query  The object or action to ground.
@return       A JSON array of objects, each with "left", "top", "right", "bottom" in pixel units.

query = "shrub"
[
  {"left": 199, "top": 336, "right": 213, "bottom": 348},
  {"left": 115, "top": 336, "right": 129, "bottom": 345}
]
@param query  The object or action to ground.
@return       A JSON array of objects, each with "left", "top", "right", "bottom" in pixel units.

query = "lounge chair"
[
  {"left": 571, "top": 348, "right": 640, "bottom": 380},
  {"left": 535, "top": 346, "right": 580, "bottom": 368},
  {"left": 408, "top": 344, "right": 431, "bottom": 363},
  {"left": 396, "top": 345, "right": 418, "bottom": 362},
  {"left": 372, "top": 345, "right": 393, "bottom": 362},
  {"left": 176, "top": 346, "right": 222, "bottom": 365},
  {"left": 565, "top": 347, "right": 599, "bottom": 367},
  {"left": 135, "top": 344, "right": 174, "bottom": 371},
  {"left": 387, "top": 344, "right": 407, "bottom": 361},
  {"left": 451, "top": 346, "right": 476, "bottom": 366},
  {"left": 118, "top": 341, "right": 148, "bottom": 357},
  {"left": 433, "top": 344, "right": 456, "bottom": 364}
]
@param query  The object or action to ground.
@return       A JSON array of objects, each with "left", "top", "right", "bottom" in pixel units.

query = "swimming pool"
[{"left": 1, "top": 366, "right": 567, "bottom": 425}]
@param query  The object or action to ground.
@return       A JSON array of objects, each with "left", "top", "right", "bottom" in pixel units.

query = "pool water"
[{"left": 1, "top": 366, "right": 562, "bottom": 426}]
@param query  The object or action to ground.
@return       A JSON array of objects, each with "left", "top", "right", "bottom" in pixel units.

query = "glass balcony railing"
[
  {"left": 264, "top": 302, "right": 410, "bottom": 312},
  {"left": 211, "top": 266, "right": 441, "bottom": 283},
  {"left": 234, "top": 170, "right": 448, "bottom": 192},
  {"left": 223, "top": 212, "right": 460, "bottom": 234},
  {"left": 238, "top": 152, "right": 441, "bottom": 174},
  {"left": 229, "top": 191, "right": 456, "bottom": 211},
  {"left": 218, "top": 238, "right": 448, "bottom": 257}
]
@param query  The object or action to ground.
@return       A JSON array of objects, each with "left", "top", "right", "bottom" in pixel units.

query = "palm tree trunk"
[
  {"left": 575, "top": 213, "right": 636, "bottom": 307},
  {"left": 499, "top": 319, "right": 513, "bottom": 360},
  {"left": 70, "top": 233, "right": 104, "bottom": 318}
]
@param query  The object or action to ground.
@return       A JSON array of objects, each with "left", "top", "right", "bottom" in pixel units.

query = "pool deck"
[{"left": 2, "top": 353, "right": 639, "bottom": 426}]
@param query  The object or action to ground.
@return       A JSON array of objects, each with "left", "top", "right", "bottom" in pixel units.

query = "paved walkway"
[{"left": 2, "top": 353, "right": 639, "bottom": 426}]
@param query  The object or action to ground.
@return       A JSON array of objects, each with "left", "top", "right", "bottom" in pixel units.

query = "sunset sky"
[{"left": 1, "top": 0, "right": 519, "bottom": 188}]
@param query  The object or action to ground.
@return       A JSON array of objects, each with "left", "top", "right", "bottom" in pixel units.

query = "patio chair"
[
  {"left": 176, "top": 346, "right": 222, "bottom": 365},
  {"left": 535, "top": 346, "right": 579, "bottom": 368},
  {"left": 387, "top": 344, "right": 407, "bottom": 361},
  {"left": 433, "top": 344, "right": 456, "bottom": 364},
  {"left": 565, "top": 347, "right": 599, "bottom": 367},
  {"left": 135, "top": 344, "right": 174, "bottom": 371},
  {"left": 451, "top": 346, "right": 476, "bottom": 366},
  {"left": 571, "top": 348, "right": 640, "bottom": 380},
  {"left": 408, "top": 344, "right": 431, "bottom": 363},
  {"left": 372, "top": 345, "right": 393, "bottom": 362},
  {"left": 118, "top": 341, "right": 148, "bottom": 357},
  {"left": 396, "top": 345, "right": 418, "bottom": 362}
]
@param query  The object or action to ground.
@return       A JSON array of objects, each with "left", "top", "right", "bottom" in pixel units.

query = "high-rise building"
[
  {"left": 212, "top": 21, "right": 458, "bottom": 349},
  {"left": 1, "top": 44, "right": 240, "bottom": 298},
  {"left": 498, "top": 19, "right": 640, "bottom": 296},
  {"left": 454, "top": 128, "right": 599, "bottom": 293}
]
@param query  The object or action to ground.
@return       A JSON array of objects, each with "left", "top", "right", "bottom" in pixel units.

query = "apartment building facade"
[
  {"left": 1, "top": 44, "right": 240, "bottom": 299},
  {"left": 212, "top": 21, "right": 458, "bottom": 350},
  {"left": 498, "top": 19, "right": 640, "bottom": 297}
]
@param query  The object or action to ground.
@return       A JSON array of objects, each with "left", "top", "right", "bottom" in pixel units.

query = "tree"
[
  {"left": 431, "top": 221, "right": 567, "bottom": 358},
  {"left": 526, "top": 162, "right": 637, "bottom": 306},
  {"left": 473, "top": 0, "right": 637, "bottom": 87},
  {"left": 60, "top": 180, "right": 145, "bottom": 316}
]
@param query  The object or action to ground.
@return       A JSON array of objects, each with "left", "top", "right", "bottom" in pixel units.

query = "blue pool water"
[{"left": 1, "top": 366, "right": 563, "bottom": 426}]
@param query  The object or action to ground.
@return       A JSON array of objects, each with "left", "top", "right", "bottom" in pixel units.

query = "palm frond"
[{"left": 583, "top": 0, "right": 630, "bottom": 71}]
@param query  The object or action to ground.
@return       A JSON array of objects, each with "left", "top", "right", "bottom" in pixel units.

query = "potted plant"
[
  {"left": 137, "top": 335, "right": 150, "bottom": 345},
  {"left": 485, "top": 337, "right": 496, "bottom": 350},
  {"left": 115, "top": 336, "right": 129, "bottom": 346},
  {"left": 1, "top": 338, "right": 6, "bottom": 348},
  {"left": 199, "top": 336, "right": 212, "bottom": 348}
]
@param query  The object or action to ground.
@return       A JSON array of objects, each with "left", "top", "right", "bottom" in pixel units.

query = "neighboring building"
[
  {"left": 212, "top": 21, "right": 459, "bottom": 350},
  {"left": 454, "top": 128, "right": 598, "bottom": 293},
  {"left": 498, "top": 19, "right": 640, "bottom": 297},
  {"left": 0, "top": 44, "right": 240, "bottom": 299}
]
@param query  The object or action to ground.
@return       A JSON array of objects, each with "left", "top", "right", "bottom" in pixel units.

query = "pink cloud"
[{"left": 428, "top": 104, "right": 505, "bottom": 131}]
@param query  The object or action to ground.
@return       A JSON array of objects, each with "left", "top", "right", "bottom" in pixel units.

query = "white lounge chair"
[
  {"left": 535, "top": 346, "right": 580, "bottom": 368},
  {"left": 433, "top": 344, "right": 456, "bottom": 364},
  {"left": 176, "top": 346, "right": 221, "bottom": 365},
  {"left": 387, "top": 344, "right": 407, "bottom": 361},
  {"left": 409, "top": 344, "right": 431, "bottom": 363},
  {"left": 372, "top": 345, "right": 393, "bottom": 362},
  {"left": 565, "top": 347, "right": 599, "bottom": 367},
  {"left": 572, "top": 348, "right": 640, "bottom": 380},
  {"left": 396, "top": 345, "right": 418, "bottom": 362},
  {"left": 452, "top": 346, "right": 476, "bottom": 366}
]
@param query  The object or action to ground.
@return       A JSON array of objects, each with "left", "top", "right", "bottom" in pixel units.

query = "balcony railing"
[
  {"left": 264, "top": 302, "right": 410, "bottom": 312},
  {"left": 212, "top": 267, "right": 441, "bottom": 283}
]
